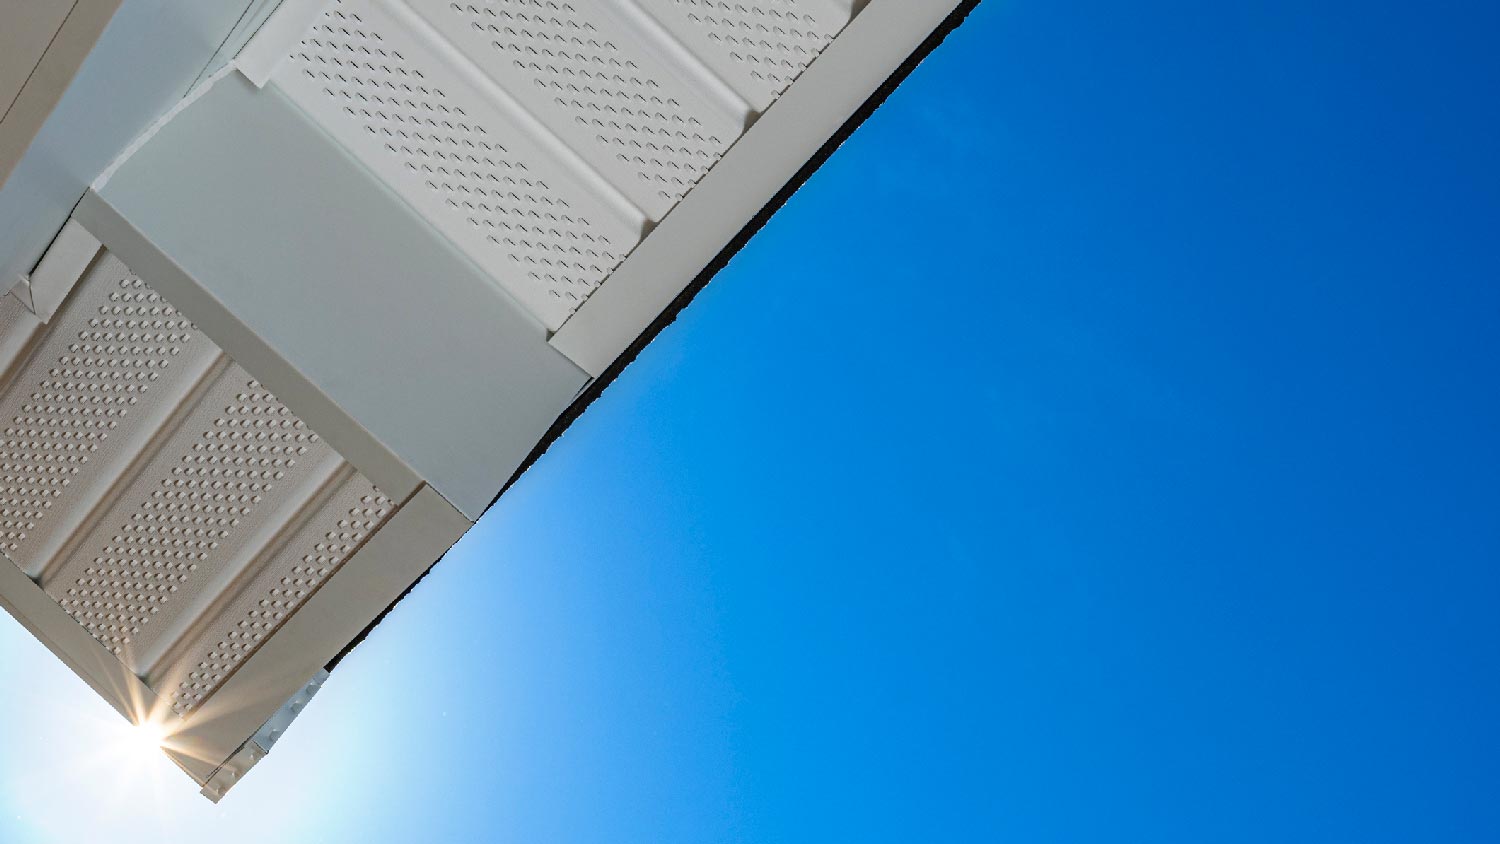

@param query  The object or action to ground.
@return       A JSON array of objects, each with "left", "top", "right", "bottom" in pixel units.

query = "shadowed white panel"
[{"left": 275, "top": 0, "right": 648, "bottom": 330}]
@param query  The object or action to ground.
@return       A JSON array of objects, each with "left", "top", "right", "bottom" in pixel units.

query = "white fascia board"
[
  {"left": 86, "top": 71, "right": 590, "bottom": 520},
  {"left": 223, "top": 0, "right": 970, "bottom": 377},
  {"left": 550, "top": 0, "right": 974, "bottom": 377},
  {"left": 0, "top": 0, "right": 975, "bottom": 803},
  {"left": 0, "top": 249, "right": 469, "bottom": 788},
  {"left": 198, "top": 668, "right": 328, "bottom": 802},
  {"left": 75, "top": 190, "right": 428, "bottom": 513},
  {"left": 163, "top": 485, "right": 469, "bottom": 791},
  {"left": 0, "top": 252, "right": 448, "bottom": 790}
]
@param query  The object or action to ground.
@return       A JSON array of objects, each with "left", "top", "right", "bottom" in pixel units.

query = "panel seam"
[
  {"left": 598, "top": 0, "right": 756, "bottom": 127},
  {"left": 139, "top": 460, "right": 354, "bottom": 685},
  {"left": 378, "top": 0, "right": 652, "bottom": 232},
  {"left": 33, "top": 352, "right": 229, "bottom": 584}
]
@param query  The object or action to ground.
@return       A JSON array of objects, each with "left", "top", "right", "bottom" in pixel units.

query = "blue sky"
[{"left": 4, "top": 0, "right": 1500, "bottom": 840}]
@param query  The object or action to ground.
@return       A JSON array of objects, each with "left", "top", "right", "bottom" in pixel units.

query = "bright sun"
[{"left": 124, "top": 721, "right": 167, "bottom": 759}]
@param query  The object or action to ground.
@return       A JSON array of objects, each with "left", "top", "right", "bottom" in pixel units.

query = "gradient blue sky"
[{"left": 4, "top": 0, "right": 1500, "bottom": 840}]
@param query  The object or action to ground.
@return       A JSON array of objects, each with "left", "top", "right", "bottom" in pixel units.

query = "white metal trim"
[
  {"left": 597, "top": 0, "right": 755, "bottom": 126},
  {"left": 371, "top": 0, "right": 651, "bottom": 235},
  {"left": 72, "top": 192, "right": 428, "bottom": 507},
  {"left": 0, "top": 555, "right": 168, "bottom": 726},
  {"left": 198, "top": 668, "right": 328, "bottom": 802},
  {"left": 162, "top": 484, "right": 469, "bottom": 786},
  {"left": 549, "top": 0, "right": 968, "bottom": 376},
  {"left": 233, "top": 0, "right": 335, "bottom": 88},
  {"left": 18, "top": 219, "right": 101, "bottom": 322}
]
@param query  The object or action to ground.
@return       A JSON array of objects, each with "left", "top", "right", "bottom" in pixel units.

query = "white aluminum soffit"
[
  {"left": 0, "top": 0, "right": 973, "bottom": 800},
  {"left": 0, "top": 250, "right": 448, "bottom": 799},
  {"left": 0, "top": 258, "right": 393, "bottom": 693},
  {"left": 270, "top": 0, "right": 842, "bottom": 329}
]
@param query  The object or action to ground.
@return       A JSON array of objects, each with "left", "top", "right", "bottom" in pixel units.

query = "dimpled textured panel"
[
  {"left": 0, "top": 257, "right": 220, "bottom": 575},
  {"left": 405, "top": 0, "right": 744, "bottom": 220},
  {"left": 42, "top": 367, "right": 342, "bottom": 659},
  {"left": 152, "top": 476, "right": 394, "bottom": 714},
  {"left": 0, "top": 251, "right": 398, "bottom": 710},
  {"left": 0, "top": 0, "right": 960, "bottom": 800},
  {"left": 272, "top": 0, "right": 852, "bottom": 332},
  {"left": 643, "top": 0, "right": 846, "bottom": 109},
  {"left": 443, "top": 0, "right": 730, "bottom": 203},
  {"left": 281, "top": 0, "right": 640, "bottom": 328}
]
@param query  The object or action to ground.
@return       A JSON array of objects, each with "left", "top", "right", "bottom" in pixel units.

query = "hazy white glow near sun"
[{"left": 126, "top": 721, "right": 168, "bottom": 759}]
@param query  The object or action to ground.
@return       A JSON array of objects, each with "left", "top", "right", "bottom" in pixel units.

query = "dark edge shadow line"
[{"left": 326, "top": 0, "right": 984, "bottom": 673}]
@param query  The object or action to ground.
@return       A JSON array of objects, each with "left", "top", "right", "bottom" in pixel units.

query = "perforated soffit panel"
[
  {"left": 272, "top": 0, "right": 848, "bottom": 330},
  {"left": 0, "top": 253, "right": 425, "bottom": 800},
  {"left": 0, "top": 0, "right": 972, "bottom": 801}
]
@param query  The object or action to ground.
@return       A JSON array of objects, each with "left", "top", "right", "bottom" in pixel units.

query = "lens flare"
[{"left": 126, "top": 721, "right": 167, "bottom": 758}]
